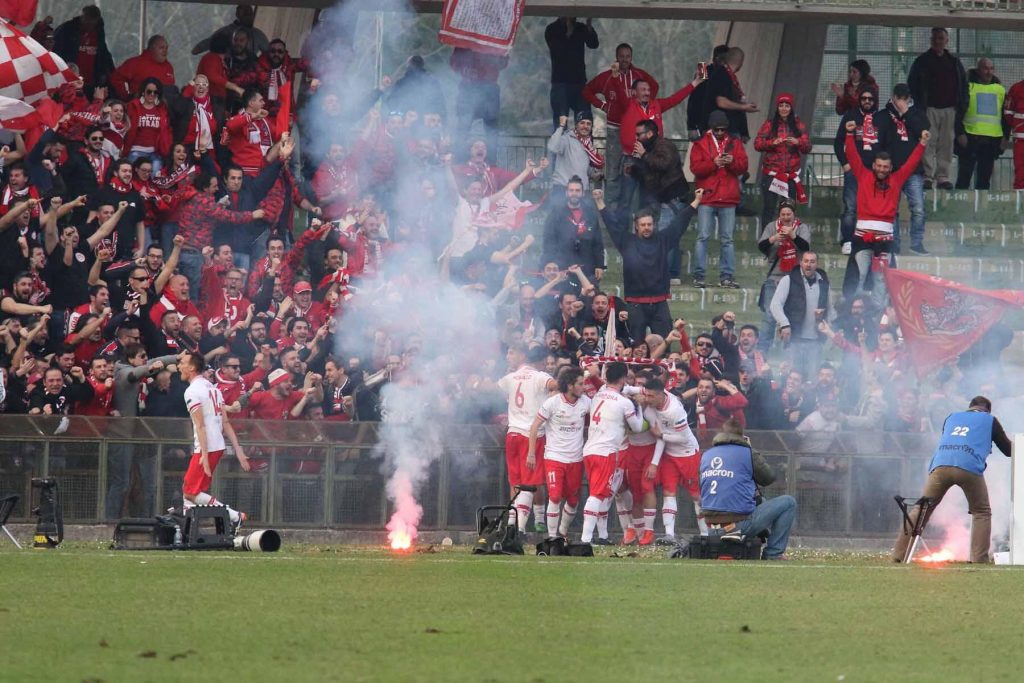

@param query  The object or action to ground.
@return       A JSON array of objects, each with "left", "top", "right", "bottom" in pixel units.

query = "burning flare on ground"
[
  {"left": 917, "top": 547, "right": 957, "bottom": 563},
  {"left": 386, "top": 471, "right": 422, "bottom": 553}
]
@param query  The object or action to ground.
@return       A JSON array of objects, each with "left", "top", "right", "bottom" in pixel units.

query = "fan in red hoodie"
[
  {"left": 224, "top": 89, "right": 276, "bottom": 176},
  {"left": 215, "top": 353, "right": 268, "bottom": 413},
  {"left": 178, "top": 76, "right": 219, "bottom": 155},
  {"left": 75, "top": 357, "right": 115, "bottom": 416},
  {"left": 842, "top": 120, "right": 929, "bottom": 296},
  {"left": 618, "top": 76, "right": 701, "bottom": 160},
  {"left": 199, "top": 253, "right": 251, "bottom": 327},
  {"left": 312, "top": 142, "right": 360, "bottom": 221}
]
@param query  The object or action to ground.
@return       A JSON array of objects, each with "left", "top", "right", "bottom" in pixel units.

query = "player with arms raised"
[
  {"left": 642, "top": 376, "right": 704, "bottom": 544},
  {"left": 180, "top": 352, "right": 251, "bottom": 528},
  {"left": 498, "top": 345, "right": 558, "bottom": 533},
  {"left": 580, "top": 362, "right": 645, "bottom": 544},
  {"left": 528, "top": 367, "right": 591, "bottom": 540}
]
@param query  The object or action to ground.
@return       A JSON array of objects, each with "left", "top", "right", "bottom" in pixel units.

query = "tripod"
[{"left": 895, "top": 495, "right": 938, "bottom": 563}]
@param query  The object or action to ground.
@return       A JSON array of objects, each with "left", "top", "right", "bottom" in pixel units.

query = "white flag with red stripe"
[
  {"left": 0, "top": 18, "right": 76, "bottom": 106},
  {"left": 605, "top": 299, "right": 616, "bottom": 356},
  {"left": 0, "top": 94, "right": 40, "bottom": 131}
]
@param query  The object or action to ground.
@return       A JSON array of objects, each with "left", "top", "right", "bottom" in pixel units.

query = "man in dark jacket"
[
  {"left": 541, "top": 177, "right": 605, "bottom": 281},
  {"left": 833, "top": 89, "right": 880, "bottom": 255},
  {"left": 595, "top": 187, "right": 703, "bottom": 337},
  {"left": 544, "top": 18, "right": 599, "bottom": 130},
  {"left": 634, "top": 118, "right": 689, "bottom": 283},
  {"left": 907, "top": 27, "right": 968, "bottom": 189},
  {"left": 768, "top": 251, "right": 831, "bottom": 381},
  {"left": 54, "top": 6, "right": 115, "bottom": 93},
  {"left": 877, "top": 83, "right": 930, "bottom": 255}
]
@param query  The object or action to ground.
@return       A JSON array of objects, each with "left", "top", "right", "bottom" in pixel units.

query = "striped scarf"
[{"left": 571, "top": 131, "right": 604, "bottom": 169}]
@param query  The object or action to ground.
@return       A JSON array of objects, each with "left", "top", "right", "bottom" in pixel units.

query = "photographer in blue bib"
[
  {"left": 893, "top": 396, "right": 1012, "bottom": 564},
  {"left": 699, "top": 418, "right": 797, "bottom": 560}
]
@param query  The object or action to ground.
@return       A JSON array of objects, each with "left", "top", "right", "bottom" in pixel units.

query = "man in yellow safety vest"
[{"left": 955, "top": 58, "right": 1010, "bottom": 190}]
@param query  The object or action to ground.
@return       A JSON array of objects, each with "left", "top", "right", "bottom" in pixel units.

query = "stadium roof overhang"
[{"left": 162, "top": 0, "right": 1024, "bottom": 31}]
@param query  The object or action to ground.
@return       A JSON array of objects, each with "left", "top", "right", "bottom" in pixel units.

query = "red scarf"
[
  {"left": 776, "top": 219, "right": 800, "bottom": 273},
  {"left": 887, "top": 108, "right": 909, "bottom": 142},
  {"left": 723, "top": 64, "right": 745, "bottom": 102},
  {"left": 84, "top": 149, "right": 110, "bottom": 184},
  {"left": 1, "top": 184, "right": 40, "bottom": 216},
  {"left": 861, "top": 113, "right": 879, "bottom": 149},
  {"left": 571, "top": 131, "right": 604, "bottom": 169},
  {"left": 191, "top": 94, "right": 215, "bottom": 151},
  {"left": 109, "top": 176, "right": 133, "bottom": 194},
  {"left": 153, "top": 163, "right": 195, "bottom": 190}
]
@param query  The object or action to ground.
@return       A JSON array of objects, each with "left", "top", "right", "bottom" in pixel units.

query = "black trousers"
[
  {"left": 956, "top": 134, "right": 1003, "bottom": 190},
  {"left": 625, "top": 300, "right": 672, "bottom": 343}
]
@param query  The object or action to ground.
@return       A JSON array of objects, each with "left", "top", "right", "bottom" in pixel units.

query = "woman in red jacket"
[
  {"left": 123, "top": 77, "right": 171, "bottom": 173},
  {"left": 831, "top": 59, "right": 879, "bottom": 116},
  {"left": 753, "top": 93, "right": 811, "bottom": 228}
]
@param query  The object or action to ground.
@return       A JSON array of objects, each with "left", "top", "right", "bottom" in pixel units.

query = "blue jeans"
[
  {"left": 736, "top": 494, "right": 797, "bottom": 559},
  {"left": 694, "top": 205, "right": 736, "bottom": 281},
  {"left": 160, "top": 221, "right": 179, "bottom": 258},
  {"left": 618, "top": 157, "right": 641, "bottom": 211},
  {"left": 178, "top": 249, "right": 204, "bottom": 301},
  {"left": 893, "top": 173, "right": 926, "bottom": 252},
  {"left": 841, "top": 170, "right": 857, "bottom": 244},
  {"left": 657, "top": 198, "right": 686, "bottom": 279}
]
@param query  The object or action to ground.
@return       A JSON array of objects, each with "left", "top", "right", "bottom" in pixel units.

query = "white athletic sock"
[
  {"left": 533, "top": 503, "right": 546, "bottom": 527},
  {"left": 581, "top": 497, "right": 601, "bottom": 543},
  {"left": 597, "top": 497, "right": 612, "bottom": 539},
  {"left": 512, "top": 491, "right": 534, "bottom": 532},
  {"left": 662, "top": 496, "right": 678, "bottom": 538},
  {"left": 615, "top": 490, "right": 633, "bottom": 533},
  {"left": 546, "top": 501, "right": 561, "bottom": 539},
  {"left": 559, "top": 504, "right": 576, "bottom": 537},
  {"left": 694, "top": 500, "right": 708, "bottom": 536},
  {"left": 632, "top": 516, "right": 644, "bottom": 531},
  {"left": 644, "top": 508, "right": 657, "bottom": 533}
]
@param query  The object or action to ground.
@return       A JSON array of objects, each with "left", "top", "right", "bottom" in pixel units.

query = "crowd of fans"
[{"left": 0, "top": 8, "right": 1017, "bottom": 459}]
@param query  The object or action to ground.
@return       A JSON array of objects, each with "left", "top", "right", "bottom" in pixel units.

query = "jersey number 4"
[{"left": 592, "top": 400, "right": 606, "bottom": 425}]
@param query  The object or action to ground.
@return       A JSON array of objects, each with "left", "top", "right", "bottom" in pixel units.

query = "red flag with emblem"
[
  {"left": 884, "top": 268, "right": 1024, "bottom": 375},
  {"left": 0, "top": 1, "right": 37, "bottom": 27},
  {"left": 274, "top": 79, "right": 291, "bottom": 138},
  {"left": 0, "top": 18, "right": 75, "bottom": 105}
]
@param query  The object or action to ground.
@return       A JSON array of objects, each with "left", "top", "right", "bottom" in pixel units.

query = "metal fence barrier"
[
  {"left": 497, "top": 136, "right": 1021, "bottom": 194},
  {"left": 0, "top": 416, "right": 937, "bottom": 538}
]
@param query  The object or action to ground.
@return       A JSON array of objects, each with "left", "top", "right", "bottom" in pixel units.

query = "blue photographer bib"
[
  {"left": 700, "top": 443, "right": 756, "bottom": 515},
  {"left": 928, "top": 410, "right": 994, "bottom": 476}
]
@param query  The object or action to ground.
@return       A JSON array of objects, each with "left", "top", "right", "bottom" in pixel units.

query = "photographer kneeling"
[{"left": 700, "top": 418, "right": 797, "bottom": 560}]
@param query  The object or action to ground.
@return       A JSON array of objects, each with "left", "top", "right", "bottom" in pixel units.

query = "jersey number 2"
[{"left": 708, "top": 480, "right": 718, "bottom": 495}]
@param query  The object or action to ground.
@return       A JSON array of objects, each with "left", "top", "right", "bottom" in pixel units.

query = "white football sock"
[
  {"left": 662, "top": 495, "right": 678, "bottom": 538},
  {"left": 512, "top": 490, "right": 534, "bottom": 532},
  {"left": 632, "top": 516, "right": 644, "bottom": 531},
  {"left": 615, "top": 490, "right": 633, "bottom": 533},
  {"left": 533, "top": 503, "right": 546, "bottom": 527},
  {"left": 644, "top": 508, "right": 657, "bottom": 533},
  {"left": 597, "top": 497, "right": 612, "bottom": 539},
  {"left": 581, "top": 497, "right": 601, "bottom": 543},
  {"left": 558, "top": 503, "right": 576, "bottom": 537},
  {"left": 546, "top": 500, "right": 561, "bottom": 539},
  {"left": 694, "top": 500, "right": 708, "bottom": 535}
]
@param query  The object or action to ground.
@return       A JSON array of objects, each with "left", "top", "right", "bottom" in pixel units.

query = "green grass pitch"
[{"left": 3, "top": 544, "right": 1024, "bottom": 682}]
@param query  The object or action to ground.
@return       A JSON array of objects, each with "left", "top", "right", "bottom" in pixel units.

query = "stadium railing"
[{"left": 0, "top": 415, "right": 936, "bottom": 537}]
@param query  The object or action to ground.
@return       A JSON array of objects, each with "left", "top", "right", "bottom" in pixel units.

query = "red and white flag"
[
  {"left": 604, "top": 299, "right": 616, "bottom": 356},
  {"left": 885, "top": 268, "right": 1024, "bottom": 375},
  {"left": 0, "top": 0, "right": 38, "bottom": 27},
  {"left": 0, "top": 93, "right": 39, "bottom": 130},
  {"left": 0, "top": 18, "right": 76, "bottom": 106},
  {"left": 438, "top": 0, "right": 525, "bottom": 55}
]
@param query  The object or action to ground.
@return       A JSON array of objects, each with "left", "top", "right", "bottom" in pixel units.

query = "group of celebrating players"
[{"left": 499, "top": 345, "right": 704, "bottom": 546}]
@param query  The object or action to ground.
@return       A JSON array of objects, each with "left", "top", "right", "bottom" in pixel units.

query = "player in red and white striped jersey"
[
  {"left": 528, "top": 367, "right": 590, "bottom": 540},
  {"left": 497, "top": 345, "right": 557, "bottom": 533},
  {"left": 179, "top": 352, "right": 250, "bottom": 526},
  {"left": 579, "top": 362, "right": 644, "bottom": 544}
]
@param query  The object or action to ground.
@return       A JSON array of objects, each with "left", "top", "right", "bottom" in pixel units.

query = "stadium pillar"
[
  {"left": 1010, "top": 434, "right": 1024, "bottom": 564},
  {"left": 713, "top": 21, "right": 827, "bottom": 173},
  {"left": 254, "top": 6, "right": 318, "bottom": 58}
]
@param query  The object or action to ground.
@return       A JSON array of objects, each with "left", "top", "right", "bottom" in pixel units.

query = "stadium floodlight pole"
[{"left": 1011, "top": 435, "right": 1024, "bottom": 564}]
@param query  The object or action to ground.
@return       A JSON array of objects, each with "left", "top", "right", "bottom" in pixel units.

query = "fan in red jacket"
[
  {"left": 224, "top": 89, "right": 277, "bottom": 176},
  {"left": 689, "top": 114, "right": 749, "bottom": 207},
  {"left": 582, "top": 46, "right": 659, "bottom": 130},
  {"left": 235, "top": 39, "right": 311, "bottom": 117},
  {"left": 618, "top": 77, "right": 700, "bottom": 158},
  {"left": 753, "top": 93, "right": 812, "bottom": 225},
  {"left": 1005, "top": 78, "right": 1024, "bottom": 190},
  {"left": 110, "top": 36, "right": 176, "bottom": 100},
  {"left": 841, "top": 121, "right": 928, "bottom": 298},
  {"left": 312, "top": 142, "right": 360, "bottom": 221}
]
